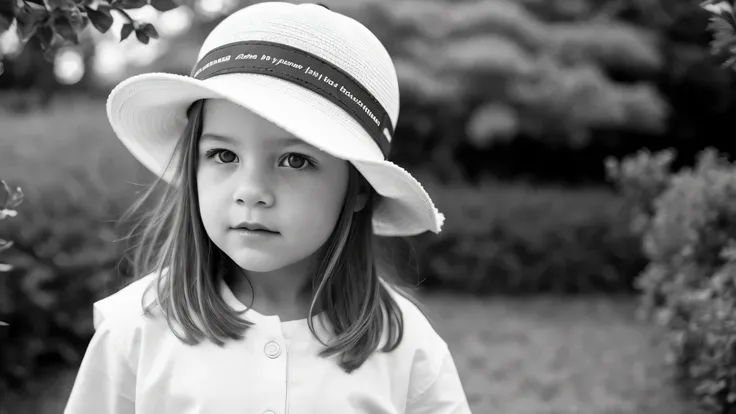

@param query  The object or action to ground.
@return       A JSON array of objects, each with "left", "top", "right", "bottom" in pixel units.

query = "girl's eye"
[
  {"left": 280, "top": 153, "right": 314, "bottom": 170},
  {"left": 205, "top": 149, "right": 238, "bottom": 163}
]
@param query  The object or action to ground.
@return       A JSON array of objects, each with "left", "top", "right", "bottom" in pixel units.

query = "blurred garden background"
[{"left": 4, "top": 0, "right": 736, "bottom": 412}]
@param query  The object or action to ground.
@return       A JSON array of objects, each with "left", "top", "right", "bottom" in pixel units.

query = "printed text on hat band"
[{"left": 189, "top": 41, "right": 393, "bottom": 158}]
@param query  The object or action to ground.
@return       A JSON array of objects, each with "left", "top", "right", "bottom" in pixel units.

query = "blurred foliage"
[
  {"left": 0, "top": 98, "right": 150, "bottom": 395},
  {"left": 0, "top": 0, "right": 179, "bottom": 60},
  {"left": 0, "top": 180, "right": 23, "bottom": 327},
  {"left": 607, "top": 148, "right": 736, "bottom": 413},
  {"left": 323, "top": 0, "right": 728, "bottom": 183},
  {"left": 0, "top": 98, "right": 648, "bottom": 394},
  {"left": 2, "top": 0, "right": 734, "bottom": 184},
  {"left": 701, "top": 0, "right": 736, "bottom": 69},
  {"left": 350, "top": 0, "right": 667, "bottom": 143},
  {"left": 399, "top": 177, "right": 646, "bottom": 294}
]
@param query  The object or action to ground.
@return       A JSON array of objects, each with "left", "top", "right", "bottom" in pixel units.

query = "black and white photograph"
[{"left": 2, "top": 0, "right": 736, "bottom": 413}]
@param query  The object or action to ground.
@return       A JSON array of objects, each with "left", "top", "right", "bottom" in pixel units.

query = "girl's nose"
[{"left": 232, "top": 165, "right": 275, "bottom": 208}]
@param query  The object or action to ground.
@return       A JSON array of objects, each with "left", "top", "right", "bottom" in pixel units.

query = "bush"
[
  {"left": 607, "top": 148, "right": 736, "bottom": 413},
  {"left": 397, "top": 174, "right": 647, "bottom": 295},
  {"left": 0, "top": 97, "right": 150, "bottom": 395}
]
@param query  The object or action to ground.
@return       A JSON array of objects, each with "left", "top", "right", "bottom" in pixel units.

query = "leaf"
[
  {"left": 52, "top": 14, "right": 77, "bottom": 43},
  {"left": 43, "top": 0, "right": 76, "bottom": 10},
  {"left": 15, "top": 1, "right": 48, "bottom": 25},
  {"left": 0, "top": 14, "right": 12, "bottom": 34},
  {"left": 722, "top": 8, "right": 736, "bottom": 29},
  {"left": 37, "top": 24, "right": 54, "bottom": 49},
  {"left": 15, "top": 18, "right": 37, "bottom": 41},
  {"left": 135, "top": 28, "right": 149, "bottom": 44},
  {"left": 120, "top": 22, "right": 133, "bottom": 41},
  {"left": 0, "top": 181, "right": 23, "bottom": 209},
  {"left": 0, "top": 239, "right": 13, "bottom": 254},
  {"left": 42, "top": 45, "right": 56, "bottom": 61},
  {"left": 85, "top": 5, "right": 113, "bottom": 33},
  {"left": 702, "top": 1, "right": 734, "bottom": 16},
  {"left": 139, "top": 22, "right": 157, "bottom": 39},
  {"left": 119, "top": 0, "right": 147, "bottom": 9},
  {"left": 150, "top": 0, "right": 179, "bottom": 12},
  {"left": 66, "top": 7, "right": 86, "bottom": 31},
  {"left": 723, "top": 54, "right": 736, "bottom": 70},
  {"left": 15, "top": 0, "right": 47, "bottom": 32},
  {"left": 3, "top": 186, "right": 24, "bottom": 208},
  {"left": 24, "top": 0, "right": 47, "bottom": 12},
  {"left": 13, "top": 1, "right": 48, "bottom": 44}
]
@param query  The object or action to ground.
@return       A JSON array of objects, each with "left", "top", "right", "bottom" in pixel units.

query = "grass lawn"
[
  {"left": 425, "top": 293, "right": 695, "bottom": 414},
  {"left": 4, "top": 294, "right": 696, "bottom": 414}
]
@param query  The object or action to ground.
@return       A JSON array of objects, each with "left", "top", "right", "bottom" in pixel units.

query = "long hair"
[{"left": 117, "top": 99, "right": 428, "bottom": 373}]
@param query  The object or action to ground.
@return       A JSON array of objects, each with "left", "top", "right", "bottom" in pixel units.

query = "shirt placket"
[{"left": 258, "top": 322, "right": 288, "bottom": 414}]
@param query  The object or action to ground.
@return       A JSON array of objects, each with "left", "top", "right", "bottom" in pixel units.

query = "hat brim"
[{"left": 106, "top": 72, "right": 444, "bottom": 236}]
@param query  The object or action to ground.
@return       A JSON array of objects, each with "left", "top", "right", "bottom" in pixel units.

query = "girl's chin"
[{"left": 226, "top": 251, "right": 293, "bottom": 273}]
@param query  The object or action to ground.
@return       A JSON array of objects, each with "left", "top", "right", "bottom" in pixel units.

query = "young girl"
[{"left": 64, "top": 2, "right": 471, "bottom": 413}]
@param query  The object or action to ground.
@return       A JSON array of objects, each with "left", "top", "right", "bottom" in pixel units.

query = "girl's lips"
[
  {"left": 233, "top": 228, "right": 279, "bottom": 237},
  {"left": 231, "top": 221, "right": 278, "bottom": 233}
]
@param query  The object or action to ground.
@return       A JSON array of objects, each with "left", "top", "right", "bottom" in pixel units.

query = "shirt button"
[
  {"left": 263, "top": 411, "right": 275, "bottom": 414},
  {"left": 264, "top": 341, "right": 281, "bottom": 358}
]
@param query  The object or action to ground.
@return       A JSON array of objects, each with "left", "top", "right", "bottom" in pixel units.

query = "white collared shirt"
[{"left": 63, "top": 273, "right": 472, "bottom": 414}]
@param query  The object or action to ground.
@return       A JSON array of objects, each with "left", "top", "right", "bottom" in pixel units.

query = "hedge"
[
  {"left": 391, "top": 175, "right": 646, "bottom": 295},
  {"left": 607, "top": 147, "right": 736, "bottom": 413}
]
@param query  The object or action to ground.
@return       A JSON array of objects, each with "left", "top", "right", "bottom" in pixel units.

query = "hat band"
[{"left": 190, "top": 41, "right": 393, "bottom": 159}]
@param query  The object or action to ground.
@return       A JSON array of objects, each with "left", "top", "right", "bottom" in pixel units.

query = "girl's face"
[{"left": 197, "top": 99, "right": 350, "bottom": 273}]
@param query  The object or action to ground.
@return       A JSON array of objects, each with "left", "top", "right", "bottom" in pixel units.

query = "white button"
[
  {"left": 264, "top": 341, "right": 281, "bottom": 358},
  {"left": 264, "top": 411, "right": 275, "bottom": 414}
]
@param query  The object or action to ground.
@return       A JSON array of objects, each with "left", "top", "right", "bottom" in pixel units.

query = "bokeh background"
[{"left": 3, "top": 0, "right": 736, "bottom": 413}]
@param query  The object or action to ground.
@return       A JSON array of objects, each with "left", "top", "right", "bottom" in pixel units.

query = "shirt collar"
[{"left": 217, "top": 275, "right": 333, "bottom": 339}]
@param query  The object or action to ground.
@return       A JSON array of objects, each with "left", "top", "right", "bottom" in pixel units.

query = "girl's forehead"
[{"left": 200, "top": 99, "right": 306, "bottom": 147}]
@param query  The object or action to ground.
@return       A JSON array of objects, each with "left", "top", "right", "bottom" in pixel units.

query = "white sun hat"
[{"left": 106, "top": 1, "right": 444, "bottom": 236}]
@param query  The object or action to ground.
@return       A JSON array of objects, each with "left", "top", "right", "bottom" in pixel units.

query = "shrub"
[
  {"left": 0, "top": 97, "right": 150, "bottom": 394},
  {"left": 607, "top": 147, "right": 736, "bottom": 413},
  {"left": 0, "top": 179, "right": 24, "bottom": 328},
  {"left": 398, "top": 175, "right": 647, "bottom": 295}
]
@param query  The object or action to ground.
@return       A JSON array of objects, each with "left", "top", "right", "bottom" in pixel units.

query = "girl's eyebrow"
[
  {"left": 280, "top": 137, "right": 309, "bottom": 147},
  {"left": 200, "top": 133, "right": 309, "bottom": 148},
  {"left": 200, "top": 133, "right": 236, "bottom": 145}
]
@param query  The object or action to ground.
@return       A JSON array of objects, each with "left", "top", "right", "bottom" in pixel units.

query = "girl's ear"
[{"left": 353, "top": 184, "right": 370, "bottom": 213}]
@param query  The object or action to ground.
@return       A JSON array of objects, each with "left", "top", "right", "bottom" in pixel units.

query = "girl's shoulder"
[
  {"left": 381, "top": 280, "right": 449, "bottom": 350},
  {"left": 92, "top": 271, "right": 162, "bottom": 331},
  {"left": 380, "top": 282, "right": 465, "bottom": 407}
]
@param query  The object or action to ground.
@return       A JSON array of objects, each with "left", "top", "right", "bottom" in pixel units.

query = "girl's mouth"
[
  {"left": 231, "top": 221, "right": 279, "bottom": 234},
  {"left": 231, "top": 222, "right": 280, "bottom": 237},
  {"left": 234, "top": 228, "right": 279, "bottom": 237}
]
